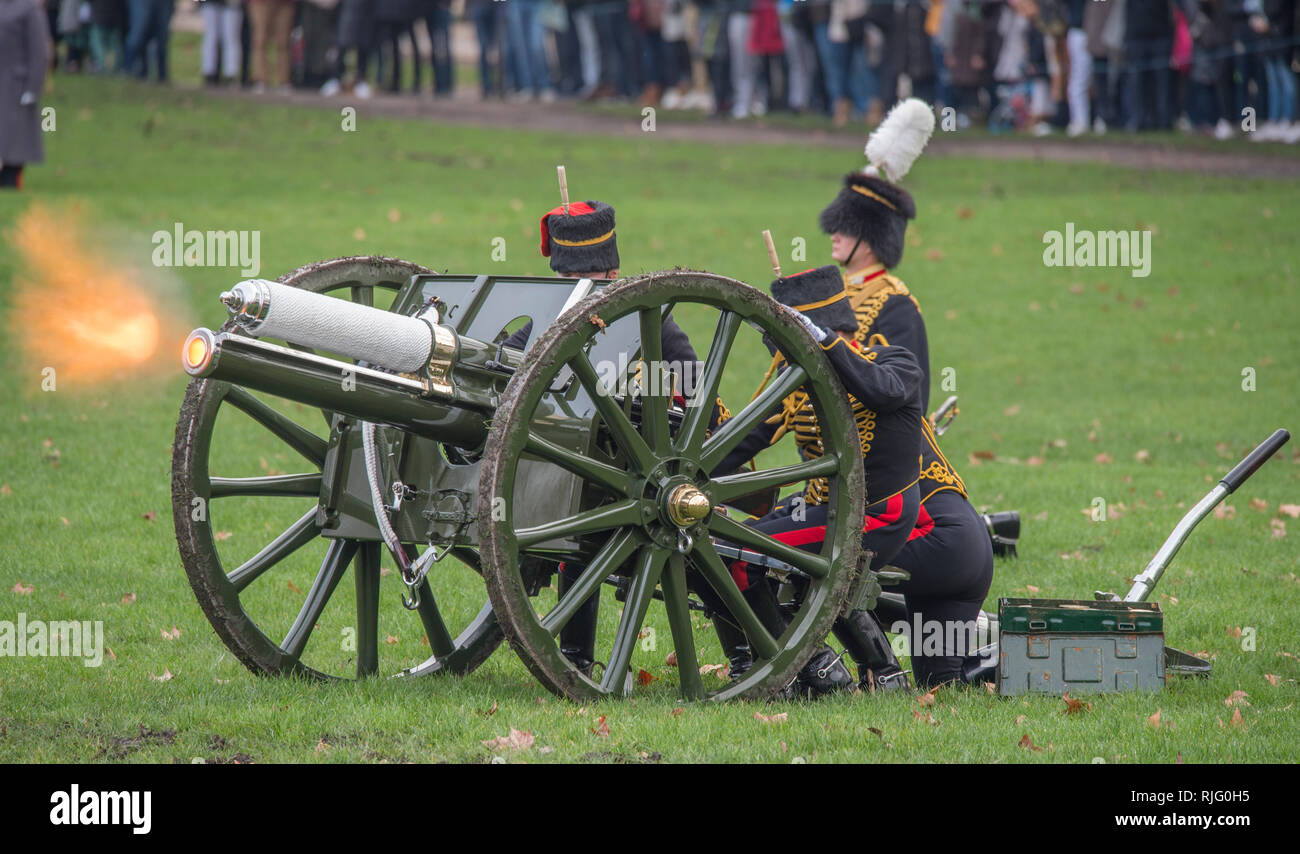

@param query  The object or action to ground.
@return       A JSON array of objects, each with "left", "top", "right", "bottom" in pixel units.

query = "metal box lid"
[{"left": 998, "top": 598, "right": 1163, "bottom": 634}]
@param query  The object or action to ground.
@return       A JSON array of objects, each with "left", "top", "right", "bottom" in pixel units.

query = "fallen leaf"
[
  {"left": 924, "top": 248, "right": 944, "bottom": 261},
  {"left": 972, "top": 450, "right": 996, "bottom": 460},
  {"left": 636, "top": 668, "right": 658, "bottom": 687},
  {"left": 868, "top": 727, "right": 885, "bottom": 738},
  {"left": 1017, "top": 734, "right": 1043, "bottom": 752},
  {"left": 386, "top": 208, "right": 402, "bottom": 223},
  {"left": 151, "top": 669, "right": 174, "bottom": 682},
  {"left": 1147, "top": 709, "right": 1162, "bottom": 728},
  {"left": 11, "top": 581, "right": 34, "bottom": 595},
  {"left": 956, "top": 206, "right": 974, "bottom": 219},
  {"left": 665, "top": 651, "right": 678, "bottom": 667},
  {"left": 1224, "top": 690, "right": 1250, "bottom": 707},
  {"left": 983, "top": 683, "right": 996, "bottom": 695},
  {"left": 1027, "top": 456, "right": 1045, "bottom": 466},
  {"left": 385, "top": 634, "right": 398, "bottom": 645},
  {"left": 591, "top": 715, "right": 611, "bottom": 737},
  {"left": 1278, "top": 504, "right": 1300, "bottom": 518},
  {"left": 669, "top": 707, "right": 684, "bottom": 718},
  {"left": 352, "top": 227, "right": 367, "bottom": 240},
  {"left": 699, "top": 663, "right": 726, "bottom": 676},
  {"left": 1230, "top": 708, "right": 1244, "bottom": 727},
  {"left": 141, "top": 511, "right": 157, "bottom": 522},
  {"left": 1265, "top": 674, "right": 1279, "bottom": 686},
  {"left": 1014, "top": 714, "right": 1027, "bottom": 725},
  {"left": 120, "top": 592, "right": 137, "bottom": 605},
  {"left": 1002, "top": 404, "right": 1021, "bottom": 417},
  {"left": 107, "top": 648, "right": 116, "bottom": 661},
  {"left": 477, "top": 700, "right": 498, "bottom": 717},
  {"left": 0, "top": 485, "right": 11, "bottom": 496},
  {"left": 1094, "top": 453, "right": 1114, "bottom": 464},
  {"left": 1250, "top": 498, "right": 1269, "bottom": 512},
  {"left": 287, "top": 581, "right": 303, "bottom": 595},
  {"left": 1270, "top": 518, "right": 1287, "bottom": 539},
  {"left": 1026, "top": 584, "right": 1041, "bottom": 594},
  {"left": 315, "top": 738, "right": 331, "bottom": 754},
  {"left": 754, "top": 712, "right": 788, "bottom": 724},
  {"left": 1135, "top": 450, "right": 1151, "bottom": 463},
  {"left": 160, "top": 626, "right": 181, "bottom": 641},
  {"left": 916, "top": 690, "right": 937, "bottom": 707},
  {"left": 483, "top": 728, "right": 534, "bottom": 751},
  {"left": 1214, "top": 504, "right": 1236, "bottom": 520},
  {"left": 1061, "top": 692, "right": 1092, "bottom": 715},
  {"left": 214, "top": 530, "right": 233, "bottom": 542},
  {"left": 1176, "top": 752, "right": 1184, "bottom": 764}
]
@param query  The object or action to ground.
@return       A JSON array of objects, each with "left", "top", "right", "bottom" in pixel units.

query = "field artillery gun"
[{"left": 173, "top": 257, "right": 871, "bottom": 702}]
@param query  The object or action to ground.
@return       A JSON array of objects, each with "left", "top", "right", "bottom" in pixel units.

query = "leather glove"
[{"left": 20, "top": 92, "right": 36, "bottom": 106}]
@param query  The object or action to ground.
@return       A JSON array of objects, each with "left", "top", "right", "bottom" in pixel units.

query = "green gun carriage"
[{"left": 173, "top": 256, "right": 873, "bottom": 702}]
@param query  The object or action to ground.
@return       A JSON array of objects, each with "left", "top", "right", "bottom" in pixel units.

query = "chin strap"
[{"left": 845, "top": 238, "right": 864, "bottom": 269}]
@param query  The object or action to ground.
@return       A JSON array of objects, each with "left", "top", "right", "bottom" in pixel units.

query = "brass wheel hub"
[{"left": 665, "top": 484, "right": 711, "bottom": 528}]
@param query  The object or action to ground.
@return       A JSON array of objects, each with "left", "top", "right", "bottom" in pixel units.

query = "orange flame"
[{"left": 7, "top": 202, "right": 186, "bottom": 386}]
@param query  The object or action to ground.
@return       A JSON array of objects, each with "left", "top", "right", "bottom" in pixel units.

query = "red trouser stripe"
[
  {"left": 728, "top": 493, "right": 908, "bottom": 589},
  {"left": 908, "top": 503, "right": 935, "bottom": 541}
]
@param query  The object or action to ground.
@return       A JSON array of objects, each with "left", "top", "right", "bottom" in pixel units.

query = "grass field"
[{"left": 1, "top": 73, "right": 1298, "bottom": 764}]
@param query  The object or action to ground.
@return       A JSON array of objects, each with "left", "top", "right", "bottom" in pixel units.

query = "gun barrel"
[{"left": 182, "top": 328, "right": 491, "bottom": 448}]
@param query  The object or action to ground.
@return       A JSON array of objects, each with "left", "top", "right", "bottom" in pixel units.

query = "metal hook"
[{"left": 676, "top": 528, "right": 693, "bottom": 555}]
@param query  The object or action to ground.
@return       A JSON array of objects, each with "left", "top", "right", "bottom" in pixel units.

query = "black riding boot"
[
  {"left": 557, "top": 566, "right": 599, "bottom": 677},
  {"left": 982, "top": 510, "right": 1021, "bottom": 557},
  {"left": 741, "top": 581, "right": 852, "bottom": 698},
  {"left": 833, "top": 609, "right": 911, "bottom": 693},
  {"left": 713, "top": 616, "right": 753, "bottom": 680}
]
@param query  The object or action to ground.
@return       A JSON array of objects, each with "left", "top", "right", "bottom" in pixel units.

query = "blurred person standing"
[
  {"left": 248, "top": 0, "right": 295, "bottom": 93},
  {"left": 1252, "top": 0, "right": 1298, "bottom": 141},
  {"left": 1179, "top": 0, "right": 1235, "bottom": 138},
  {"left": 125, "top": 0, "right": 175, "bottom": 81},
  {"left": 1123, "top": 0, "right": 1175, "bottom": 131},
  {"left": 1, "top": 0, "right": 50, "bottom": 189},
  {"left": 375, "top": 0, "right": 417, "bottom": 94},
  {"left": 414, "top": 0, "right": 454, "bottom": 96},
  {"left": 199, "top": 0, "right": 243, "bottom": 86},
  {"left": 89, "top": 0, "right": 127, "bottom": 73},
  {"left": 466, "top": 0, "right": 504, "bottom": 98},
  {"left": 870, "top": 0, "right": 936, "bottom": 109},
  {"left": 779, "top": 0, "right": 816, "bottom": 113},
  {"left": 320, "top": 0, "right": 374, "bottom": 96},
  {"left": 1064, "top": 0, "right": 1090, "bottom": 135},
  {"left": 1085, "top": 0, "right": 1121, "bottom": 133},
  {"left": 505, "top": 0, "right": 555, "bottom": 101}
]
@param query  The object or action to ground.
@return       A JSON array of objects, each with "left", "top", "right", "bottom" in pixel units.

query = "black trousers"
[{"left": 889, "top": 490, "right": 994, "bottom": 687}]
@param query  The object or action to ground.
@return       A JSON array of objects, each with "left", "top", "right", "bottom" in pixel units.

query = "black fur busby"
[
  {"left": 539, "top": 200, "right": 619, "bottom": 275},
  {"left": 771, "top": 265, "right": 858, "bottom": 334},
  {"left": 818, "top": 172, "right": 916, "bottom": 270}
]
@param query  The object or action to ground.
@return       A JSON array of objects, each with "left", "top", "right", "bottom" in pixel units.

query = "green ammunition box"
[{"left": 997, "top": 598, "right": 1165, "bottom": 696}]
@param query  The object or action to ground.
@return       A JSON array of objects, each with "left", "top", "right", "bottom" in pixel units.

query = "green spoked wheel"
[
  {"left": 172, "top": 256, "right": 502, "bottom": 681},
  {"left": 479, "top": 271, "right": 866, "bottom": 702}
]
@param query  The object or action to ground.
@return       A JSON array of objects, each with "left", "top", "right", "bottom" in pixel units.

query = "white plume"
[{"left": 863, "top": 98, "right": 935, "bottom": 183}]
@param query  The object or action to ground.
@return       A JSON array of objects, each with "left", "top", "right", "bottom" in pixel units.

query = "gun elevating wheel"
[
  {"left": 173, "top": 256, "right": 503, "bottom": 681},
  {"left": 479, "top": 272, "right": 865, "bottom": 702}
]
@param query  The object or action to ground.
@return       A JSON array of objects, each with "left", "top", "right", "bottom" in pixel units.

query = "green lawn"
[{"left": 1, "top": 74, "right": 1298, "bottom": 764}]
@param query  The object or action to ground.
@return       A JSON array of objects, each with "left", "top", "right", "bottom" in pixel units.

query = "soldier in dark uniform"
[
  {"left": 817, "top": 168, "right": 997, "bottom": 689},
  {"left": 821, "top": 166, "right": 1019, "bottom": 558},
  {"left": 705, "top": 266, "right": 926, "bottom": 696},
  {"left": 505, "top": 200, "right": 705, "bottom": 677}
]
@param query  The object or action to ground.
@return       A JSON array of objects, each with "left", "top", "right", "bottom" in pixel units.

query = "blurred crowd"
[{"left": 39, "top": 0, "right": 1300, "bottom": 141}]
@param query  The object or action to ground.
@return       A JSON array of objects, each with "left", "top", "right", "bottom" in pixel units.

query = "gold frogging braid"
[
  {"left": 850, "top": 273, "right": 921, "bottom": 334},
  {"left": 918, "top": 417, "right": 967, "bottom": 502},
  {"left": 757, "top": 350, "right": 881, "bottom": 506}
]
